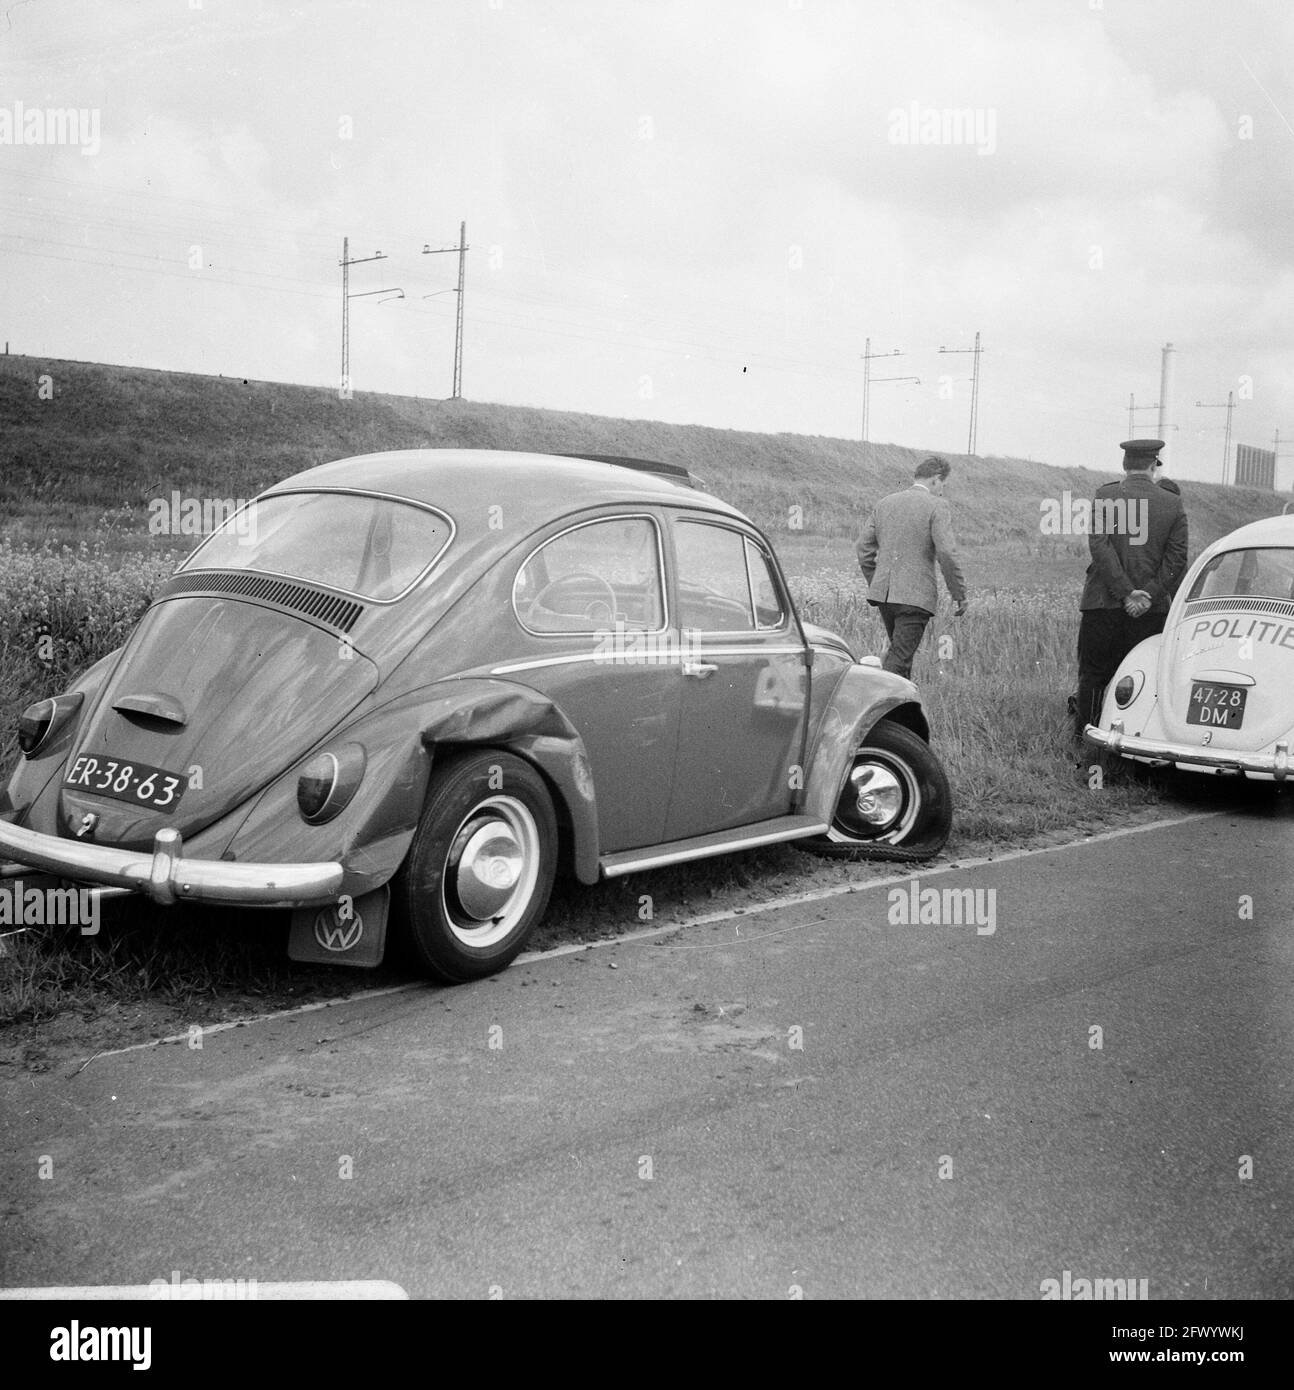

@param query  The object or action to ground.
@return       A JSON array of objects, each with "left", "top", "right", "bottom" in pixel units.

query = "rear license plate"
[
  {"left": 63, "top": 755, "right": 186, "bottom": 810},
  {"left": 1186, "top": 682, "right": 1248, "bottom": 729}
]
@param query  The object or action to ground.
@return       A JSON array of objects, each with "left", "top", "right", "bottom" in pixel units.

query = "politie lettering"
[{"left": 1190, "top": 617, "right": 1294, "bottom": 650}]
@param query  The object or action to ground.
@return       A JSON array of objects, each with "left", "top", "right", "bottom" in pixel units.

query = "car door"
[
  {"left": 663, "top": 516, "right": 809, "bottom": 841},
  {"left": 503, "top": 511, "right": 681, "bottom": 853}
]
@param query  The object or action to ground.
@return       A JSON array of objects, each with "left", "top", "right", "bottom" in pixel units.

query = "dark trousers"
[
  {"left": 874, "top": 601, "right": 933, "bottom": 679},
  {"left": 1075, "top": 607, "right": 1167, "bottom": 738}
]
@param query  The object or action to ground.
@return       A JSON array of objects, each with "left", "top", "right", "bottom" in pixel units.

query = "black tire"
[
  {"left": 392, "top": 750, "right": 557, "bottom": 983},
  {"left": 797, "top": 719, "right": 953, "bottom": 862}
]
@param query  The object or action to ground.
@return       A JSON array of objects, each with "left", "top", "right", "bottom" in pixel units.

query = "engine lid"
[{"left": 58, "top": 595, "right": 378, "bottom": 849}]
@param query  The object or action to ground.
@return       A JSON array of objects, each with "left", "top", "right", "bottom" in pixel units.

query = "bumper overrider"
[
  {"left": 1085, "top": 720, "right": 1291, "bottom": 782},
  {"left": 0, "top": 819, "right": 344, "bottom": 906}
]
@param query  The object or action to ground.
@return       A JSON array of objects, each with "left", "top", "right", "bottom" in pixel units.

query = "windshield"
[
  {"left": 1187, "top": 547, "right": 1294, "bottom": 603},
  {"left": 182, "top": 491, "right": 451, "bottom": 601}
]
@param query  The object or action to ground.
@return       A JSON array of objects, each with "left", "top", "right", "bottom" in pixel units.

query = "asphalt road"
[{"left": 2, "top": 797, "right": 1293, "bottom": 1300}]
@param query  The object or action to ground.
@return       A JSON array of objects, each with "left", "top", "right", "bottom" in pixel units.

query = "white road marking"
[
  {"left": 71, "top": 810, "right": 1223, "bottom": 1066},
  {"left": 0, "top": 1280, "right": 407, "bottom": 1300}
]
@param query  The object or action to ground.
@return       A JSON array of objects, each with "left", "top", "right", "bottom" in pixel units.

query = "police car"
[{"left": 1086, "top": 514, "right": 1294, "bottom": 782}]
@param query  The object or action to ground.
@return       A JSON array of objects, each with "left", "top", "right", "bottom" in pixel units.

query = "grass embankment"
[
  {"left": 0, "top": 352, "right": 1284, "bottom": 1051},
  {"left": 1, "top": 351, "right": 1275, "bottom": 554}
]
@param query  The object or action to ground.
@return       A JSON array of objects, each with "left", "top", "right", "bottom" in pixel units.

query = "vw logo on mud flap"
[{"left": 314, "top": 906, "right": 364, "bottom": 953}]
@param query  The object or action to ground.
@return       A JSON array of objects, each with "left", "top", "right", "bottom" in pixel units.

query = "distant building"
[{"left": 1235, "top": 444, "right": 1276, "bottom": 489}]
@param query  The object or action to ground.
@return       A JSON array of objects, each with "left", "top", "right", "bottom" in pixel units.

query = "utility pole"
[
  {"left": 1195, "top": 391, "right": 1236, "bottom": 484},
  {"left": 860, "top": 339, "right": 912, "bottom": 446},
  {"left": 1157, "top": 342, "right": 1176, "bottom": 466},
  {"left": 423, "top": 222, "right": 470, "bottom": 398},
  {"left": 339, "top": 237, "right": 387, "bottom": 391},
  {"left": 938, "top": 331, "right": 982, "bottom": 454},
  {"left": 454, "top": 220, "right": 467, "bottom": 399},
  {"left": 1127, "top": 393, "right": 1160, "bottom": 437}
]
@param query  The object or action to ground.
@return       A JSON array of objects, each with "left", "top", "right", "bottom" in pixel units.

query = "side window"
[
  {"left": 746, "top": 539, "right": 786, "bottom": 629},
  {"left": 514, "top": 516, "right": 664, "bottom": 634},
  {"left": 675, "top": 522, "right": 756, "bottom": 632}
]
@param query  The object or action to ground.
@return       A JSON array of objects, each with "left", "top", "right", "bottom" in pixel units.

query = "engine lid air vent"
[{"left": 155, "top": 572, "right": 365, "bottom": 633}]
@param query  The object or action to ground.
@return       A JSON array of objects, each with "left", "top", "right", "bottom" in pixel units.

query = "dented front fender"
[{"left": 801, "top": 665, "right": 930, "bottom": 823}]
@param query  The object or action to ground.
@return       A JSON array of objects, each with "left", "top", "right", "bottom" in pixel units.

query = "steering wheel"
[{"left": 532, "top": 571, "right": 617, "bottom": 624}]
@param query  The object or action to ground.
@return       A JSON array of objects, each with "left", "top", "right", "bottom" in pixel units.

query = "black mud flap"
[{"left": 289, "top": 885, "right": 389, "bottom": 968}]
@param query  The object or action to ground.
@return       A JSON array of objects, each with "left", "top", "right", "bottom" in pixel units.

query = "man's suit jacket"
[
  {"left": 856, "top": 483, "right": 968, "bottom": 614},
  {"left": 1079, "top": 474, "right": 1188, "bottom": 612}
]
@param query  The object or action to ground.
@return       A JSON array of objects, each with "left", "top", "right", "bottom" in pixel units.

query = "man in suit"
[
  {"left": 1073, "top": 438, "right": 1189, "bottom": 742},
  {"left": 856, "top": 455, "right": 969, "bottom": 679}
]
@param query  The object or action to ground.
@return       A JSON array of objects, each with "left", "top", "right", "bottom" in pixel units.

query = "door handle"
[{"left": 683, "top": 662, "right": 718, "bottom": 679}]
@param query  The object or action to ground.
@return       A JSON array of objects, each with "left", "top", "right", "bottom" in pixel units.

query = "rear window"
[
  {"left": 182, "top": 491, "right": 451, "bottom": 601},
  {"left": 1187, "top": 547, "right": 1294, "bottom": 602}
]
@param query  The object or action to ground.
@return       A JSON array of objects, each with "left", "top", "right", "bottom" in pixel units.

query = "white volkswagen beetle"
[{"left": 1086, "top": 513, "right": 1294, "bottom": 783}]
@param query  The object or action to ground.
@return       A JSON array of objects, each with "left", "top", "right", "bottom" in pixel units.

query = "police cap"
[{"left": 1119, "top": 438, "right": 1164, "bottom": 469}]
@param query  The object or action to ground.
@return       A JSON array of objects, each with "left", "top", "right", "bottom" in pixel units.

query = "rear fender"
[
  {"left": 1093, "top": 633, "right": 1164, "bottom": 733},
  {"left": 3, "top": 649, "right": 122, "bottom": 824},
  {"left": 801, "top": 666, "right": 931, "bottom": 823},
  {"left": 211, "top": 680, "right": 597, "bottom": 893},
  {"left": 213, "top": 691, "right": 437, "bottom": 899},
  {"left": 419, "top": 679, "right": 599, "bottom": 884}
]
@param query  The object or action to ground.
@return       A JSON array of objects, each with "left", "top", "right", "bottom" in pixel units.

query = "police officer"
[
  {"left": 1073, "top": 439, "right": 1188, "bottom": 742},
  {"left": 1155, "top": 474, "right": 1189, "bottom": 596}
]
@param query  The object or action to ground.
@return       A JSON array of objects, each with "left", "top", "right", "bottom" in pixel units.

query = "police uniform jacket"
[
  {"left": 857, "top": 483, "right": 968, "bottom": 614},
  {"left": 1079, "top": 474, "right": 1188, "bottom": 612}
]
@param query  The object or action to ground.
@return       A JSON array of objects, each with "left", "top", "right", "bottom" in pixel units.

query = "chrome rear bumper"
[
  {"left": 0, "top": 820, "right": 343, "bottom": 906},
  {"left": 1085, "top": 721, "right": 1290, "bottom": 782}
]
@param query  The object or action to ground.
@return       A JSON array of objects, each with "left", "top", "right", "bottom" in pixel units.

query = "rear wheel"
[
  {"left": 393, "top": 750, "right": 557, "bottom": 983},
  {"left": 798, "top": 719, "right": 952, "bottom": 861}
]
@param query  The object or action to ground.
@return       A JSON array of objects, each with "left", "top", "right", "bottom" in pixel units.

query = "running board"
[{"left": 599, "top": 815, "right": 829, "bottom": 878}]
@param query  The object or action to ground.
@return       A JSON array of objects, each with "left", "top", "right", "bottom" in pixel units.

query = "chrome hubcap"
[
  {"left": 850, "top": 764, "right": 904, "bottom": 828},
  {"left": 832, "top": 749, "right": 921, "bottom": 843},
  {"left": 443, "top": 796, "right": 540, "bottom": 947},
  {"left": 455, "top": 823, "right": 524, "bottom": 919}
]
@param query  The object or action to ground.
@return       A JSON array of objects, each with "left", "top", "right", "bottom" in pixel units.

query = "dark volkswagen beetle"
[{"left": 0, "top": 451, "right": 952, "bottom": 982}]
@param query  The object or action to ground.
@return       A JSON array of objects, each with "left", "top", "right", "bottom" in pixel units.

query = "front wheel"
[
  {"left": 798, "top": 719, "right": 952, "bottom": 861},
  {"left": 393, "top": 750, "right": 557, "bottom": 983}
]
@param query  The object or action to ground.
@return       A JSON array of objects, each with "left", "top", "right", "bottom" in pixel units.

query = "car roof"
[
  {"left": 1204, "top": 514, "right": 1294, "bottom": 552},
  {"left": 264, "top": 448, "right": 748, "bottom": 525}
]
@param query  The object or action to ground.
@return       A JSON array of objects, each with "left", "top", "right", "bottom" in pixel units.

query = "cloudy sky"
[{"left": 4, "top": 0, "right": 1293, "bottom": 485}]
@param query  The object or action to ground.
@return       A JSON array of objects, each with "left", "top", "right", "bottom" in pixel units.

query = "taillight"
[
  {"left": 1113, "top": 672, "right": 1143, "bottom": 708},
  {"left": 18, "top": 692, "right": 84, "bottom": 757},
  {"left": 296, "top": 744, "right": 366, "bottom": 823}
]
